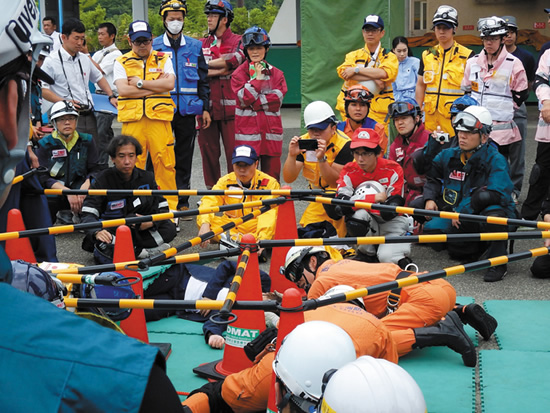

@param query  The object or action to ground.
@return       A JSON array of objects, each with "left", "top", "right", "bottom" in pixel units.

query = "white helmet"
[
  {"left": 281, "top": 246, "right": 327, "bottom": 283},
  {"left": 50, "top": 101, "right": 80, "bottom": 122},
  {"left": 478, "top": 16, "right": 508, "bottom": 38},
  {"left": 453, "top": 105, "right": 492, "bottom": 135},
  {"left": 304, "top": 101, "right": 337, "bottom": 129},
  {"left": 319, "top": 356, "right": 427, "bottom": 413},
  {"left": 320, "top": 285, "right": 365, "bottom": 310},
  {"left": 432, "top": 5, "right": 458, "bottom": 28},
  {"left": 273, "top": 321, "right": 356, "bottom": 408},
  {"left": 350, "top": 180, "right": 385, "bottom": 202},
  {"left": 0, "top": 0, "right": 52, "bottom": 201}
]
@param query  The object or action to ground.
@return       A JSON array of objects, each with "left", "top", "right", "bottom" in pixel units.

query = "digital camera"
[{"left": 435, "top": 132, "right": 450, "bottom": 143}]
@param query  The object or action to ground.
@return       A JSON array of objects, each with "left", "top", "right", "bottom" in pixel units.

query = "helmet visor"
[
  {"left": 387, "top": 101, "right": 417, "bottom": 118},
  {"left": 243, "top": 32, "right": 269, "bottom": 46},
  {"left": 452, "top": 111, "right": 484, "bottom": 132}
]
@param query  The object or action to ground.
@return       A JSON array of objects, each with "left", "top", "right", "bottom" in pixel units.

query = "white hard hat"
[
  {"left": 350, "top": 180, "right": 385, "bottom": 202},
  {"left": 304, "top": 101, "right": 337, "bottom": 129},
  {"left": 359, "top": 80, "right": 381, "bottom": 96},
  {"left": 453, "top": 105, "right": 492, "bottom": 135},
  {"left": 281, "top": 246, "right": 327, "bottom": 282},
  {"left": 432, "top": 5, "right": 458, "bottom": 28},
  {"left": 478, "top": 16, "right": 508, "bottom": 37},
  {"left": 321, "top": 285, "right": 365, "bottom": 310},
  {"left": 50, "top": 101, "right": 80, "bottom": 122},
  {"left": 319, "top": 356, "right": 427, "bottom": 412},
  {"left": 273, "top": 321, "right": 357, "bottom": 404}
]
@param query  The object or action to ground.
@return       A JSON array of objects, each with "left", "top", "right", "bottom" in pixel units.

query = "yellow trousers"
[{"left": 122, "top": 118, "right": 178, "bottom": 210}]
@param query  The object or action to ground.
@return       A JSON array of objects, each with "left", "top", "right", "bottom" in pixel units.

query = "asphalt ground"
[{"left": 55, "top": 104, "right": 549, "bottom": 302}]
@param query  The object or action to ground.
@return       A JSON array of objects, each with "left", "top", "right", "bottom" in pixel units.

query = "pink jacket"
[
  {"left": 535, "top": 49, "right": 550, "bottom": 143},
  {"left": 231, "top": 62, "right": 287, "bottom": 156}
]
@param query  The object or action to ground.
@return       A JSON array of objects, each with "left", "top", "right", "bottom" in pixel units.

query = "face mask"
[{"left": 166, "top": 20, "right": 183, "bottom": 35}]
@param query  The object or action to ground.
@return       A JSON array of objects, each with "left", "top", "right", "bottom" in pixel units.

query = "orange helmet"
[{"left": 344, "top": 84, "right": 374, "bottom": 104}]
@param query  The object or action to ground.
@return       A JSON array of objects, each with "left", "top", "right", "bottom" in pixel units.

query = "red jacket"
[
  {"left": 201, "top": 28, "right": 243, "bottom": 120},
  {"left": 231, "top": 62, "right": 287, "bottom": 156},
  {"left": 388, "top": 123, "right": 430, "bottom": 205},
  {"left": 337, "top": 158, "right": 404, "bottom": 205}
]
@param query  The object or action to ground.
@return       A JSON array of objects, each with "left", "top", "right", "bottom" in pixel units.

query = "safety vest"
[
  {"left": 39, "top": 132, "right": 92, "bottom": 189},
  {"left": 422, "top": 42, "right": 472, "bottom": 117},
  {"left": 153, "top": 33, "right": 204, "bottom": 116},
  {"left": 468, "top": 53, "right": 515, "bottom": 122},
  {"left": 301, "top": 130, "right": 350, "bottom": 190},
  {"left": 116, "top": 50, "right": 175, "bottom": 123}
]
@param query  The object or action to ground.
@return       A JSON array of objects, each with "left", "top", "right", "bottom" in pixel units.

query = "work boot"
[
  {"left": 484, "top": 265, "right": 507, "bottom": 282},
  {"left": 454, "top": 303, "right": 498, "bottom": 340},
  {"left": 413, "top": 311, "right": 477, "bottom": 367}
]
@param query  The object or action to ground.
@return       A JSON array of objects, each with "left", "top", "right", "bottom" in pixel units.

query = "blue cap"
[
  {"left": 128, "top": 20, "right": 152, "bottom": 42},
  {"left": 306, "top": 120, "right": 333, "bottom": 130},
  {"left": 362, "top": 15, "right": 384, "bottom": 30},
  {"left": 232, "top": 145, "right": 258, "bottom": 165}
]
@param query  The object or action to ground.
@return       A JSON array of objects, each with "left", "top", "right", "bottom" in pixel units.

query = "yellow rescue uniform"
[
  {"left": 336, "top": 45, "right": 398, "bottom": 125},
  {"left": 196, "top": 170, "right": 280, "bottom": 241},
  {"left": 116, "top": 50, "right": 178, "bottom": 210},
  {"left": 298, "top": 130, "right": 350, "bottom": 237},
  {"left": 420, "top": 41, "right": 472, "bottom": 135}
]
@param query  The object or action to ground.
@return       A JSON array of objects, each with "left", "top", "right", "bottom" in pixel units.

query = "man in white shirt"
[
  {"left": 42, "top": 18, "right": 117, "bottom": 146},
  {"left": 42, "top": 16, "right": 61, "bottom": 52},
  {"left": 91, "top": 22, "right": 122, "bottom": 166}
]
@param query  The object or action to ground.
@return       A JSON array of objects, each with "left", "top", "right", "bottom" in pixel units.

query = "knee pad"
[{"left": 345, "top": 210, "right": 372, "bottom": 237}]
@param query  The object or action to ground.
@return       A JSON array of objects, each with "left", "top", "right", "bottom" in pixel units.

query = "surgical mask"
[{"left": 166, "top": 20, "right": 183, "bottom": 35}]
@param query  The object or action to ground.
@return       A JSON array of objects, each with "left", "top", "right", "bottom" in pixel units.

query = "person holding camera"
[
  {"left": 41, "top": 18, "right": 117, "bottom": 144},
  {"left": 387, "top": 99, "right": 429, "bottom": 208},
  {"left": 283, "top": 101, "right": 354, "bottom": 237}
]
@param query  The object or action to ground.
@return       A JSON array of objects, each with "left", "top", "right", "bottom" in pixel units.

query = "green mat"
[
  {"left": 484, "top": 300, "right": 550, "bottom": 351},
  {"left": 147, "top": 317, "right": 222, "bottom": 394},
  {"left": 398, "top": 296, "right": 476, "bottom": 413},
  {"left": 480, "top": 350, "right": 550, "bottom": 413}
]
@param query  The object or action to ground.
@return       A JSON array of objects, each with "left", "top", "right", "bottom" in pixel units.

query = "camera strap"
[{"left": 58, "top": 50, "right": 93, "bottom": 110}]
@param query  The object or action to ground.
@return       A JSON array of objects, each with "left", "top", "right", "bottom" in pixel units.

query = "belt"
[{"left": 78, "top": 109, "right": 94, "bottom": 116}]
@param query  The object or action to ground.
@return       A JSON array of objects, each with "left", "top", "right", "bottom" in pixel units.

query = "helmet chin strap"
[{"left": 209, "top": 14, "right": 222, "bottom": 35}]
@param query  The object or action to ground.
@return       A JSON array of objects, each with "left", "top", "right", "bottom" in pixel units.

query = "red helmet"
[{"left": 344, "top": 84, "right": 374, "bottom": 104}]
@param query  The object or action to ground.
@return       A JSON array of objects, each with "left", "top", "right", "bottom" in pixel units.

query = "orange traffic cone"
[
  {"left": 269, "top": 186, "right": 302, "bottom": 294},
  {"left": 5, "top": 209, "right": 36, "bottom": 263},
  {"left": 115, "top": 225, "right": 149, "bottom": 343},
  {"left": 266, "top": 288, "right": 305, "bottom": 412},
  {"left": 194, "top": 234, "right": 265, "bottom": 380}
]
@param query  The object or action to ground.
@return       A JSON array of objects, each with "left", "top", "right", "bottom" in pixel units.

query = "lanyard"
[{"left": 58, "top": 50, "right": 92, "bottom": 108}]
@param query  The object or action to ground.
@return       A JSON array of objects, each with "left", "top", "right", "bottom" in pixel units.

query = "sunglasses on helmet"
[
  {"left": 345, "top": 88, "right": 373, "bottom": 101},
  {"left": 242, "top": 32, "right": 268, "bottom": 46},
  {"left": 452, "top": 112, "right": 484, "bottom": 132}
]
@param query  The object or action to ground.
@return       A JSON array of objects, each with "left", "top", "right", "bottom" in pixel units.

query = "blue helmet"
[
  {"left": 204, "top": 0, "right": 234, "bottom": 24},
  {"left": 386, "top": 98, "right": 421, "bottom": 121},
  {"left": 10, "top": 260, "right": 66, "bottom": 308},
  {"left": 450, "top": 95, "right": 479, "bottom": 116},
  {"left": 242, "top": 26, "right": 271, "bottom": 60}
]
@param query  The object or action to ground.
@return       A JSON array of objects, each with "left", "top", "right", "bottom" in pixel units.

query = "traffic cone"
[
  {"left": 194, "top": 234, "right": 265, "bottom": 380},
  {"left": 266, "top": 288, "right": 305, "bottom": 412},
  {"left": 5, "top": 209, "right": 36, "bottom": 263},
  {"left": 115, "top": 225, "right": 149, "bottom": 343},
  {"left": 269, "top": 186, "right": 303, "bottom": 294}
]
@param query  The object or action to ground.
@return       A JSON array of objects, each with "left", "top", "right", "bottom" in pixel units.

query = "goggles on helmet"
[
  {"left": 387, "top": 101, "right": 418, "bottom": 118},
  {"left": 51, "top": 101, "right": 78, "bottom": 120},
  {"left": 242, "top": 32, "right": 269, "bottom": 47},
  {"left": 205, "top": 0, "right": 226, "bottom": 11},
  {"left": 160, "top": 0, "right": 187, "bottom": 15},
  {"left": 344, "top": 88, "right": 373, "bottom": 103},
  {"left": 452, "top": 111, "right": 484, "bottom": 132},
  {"left": 478, "top": 17, "right": 506, "bottom": 36}
]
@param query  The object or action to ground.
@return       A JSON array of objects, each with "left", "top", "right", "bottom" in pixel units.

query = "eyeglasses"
[
  {"left": 242, "top": 32, "right": 269, "bottom": 46},
  {"left": 133, "top": 39, "right": 151, "bottom": 46},
  {"left": 353, "top": 151, "right": 375, "bottom": 158},
  {"left": 482, "top": 36, "right": 501, "bottom": 43},
  {"left": 57, "top": 116, "right": 77, "bottom": 123},
  {"left": 452, "top": 112, "right": 484, "bottom": 132}
]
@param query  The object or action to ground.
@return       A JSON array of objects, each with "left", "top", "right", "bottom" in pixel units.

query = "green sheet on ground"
[
  {"left": 484, "top": 300, "right": 550, "bottom": 351},
  {"left": 398, "top": 296, "right": 476, "bottom": 413},
  {"left": 480, "top": 350, "right": 550, "bottom": 413},
  {"left": 148, "top": 317, "right": 222, "bottom": 395}
]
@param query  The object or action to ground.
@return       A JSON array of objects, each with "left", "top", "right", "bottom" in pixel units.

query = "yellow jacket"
[
  {"left": 421, "top": 41, "right": 472, "bottom": 117},
  {"left": 300, "top": 130, "right": 351, "bottom": 191},
  {"left": 336, "top": 45, "right": 398, "bottom": 119},
  {"left": 197, "top": 169, "right": 280, "bottom": 241},
  {"left": 116, "top": 50, "right": 176, "bottom": 123}
]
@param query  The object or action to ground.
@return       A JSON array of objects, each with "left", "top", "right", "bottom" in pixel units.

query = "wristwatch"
[
  {"left": 354, "top": 67, "right": 360, "bottom": 74},
  {"left": 136, "top": 79, "right": 144, "bottom": 89},
  {"left": 319, "top": 156, "right": 327, "bottom": 163}
]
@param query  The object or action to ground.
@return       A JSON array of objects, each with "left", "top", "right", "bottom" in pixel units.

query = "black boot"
[
  {"left": 453, "top": 303, "right": 498, "bottom": 340},
  {"left": 413, "top": 311, "right": 477, "bottom": 367}
]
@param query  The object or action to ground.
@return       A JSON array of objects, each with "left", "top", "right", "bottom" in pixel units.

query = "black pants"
[
  {"left": 522, "top": 141, "right": 550, "bottom": 220},
  {"left": 172, "top": 112, "right": 197, "bottom": 209}
]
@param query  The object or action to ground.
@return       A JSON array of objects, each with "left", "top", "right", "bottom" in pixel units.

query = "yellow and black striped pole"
[
  {"left": 0, "top": 198, "right": 285, "bottom": 242},
  {"left": 304, "top": 195, "right": 550, "bottom": 230},
  {"left": 259, "top": 230, "right": 550, "bottom": 249},
  {"left": 35, "top": 188, "right": 325, "bottom": 197},
  {"left": 218, "top": 248, "right": 251, "bottom": 317}
]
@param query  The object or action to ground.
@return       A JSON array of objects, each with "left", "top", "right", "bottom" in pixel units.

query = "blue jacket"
[
  {"left": 337, "top": 116, "right": 377, "bottom": 132},
  {"left": 152, "top": 33, "right": 210, "bottom": 116},
  {"left": 423, "top": 142, "right": 515, "bottom": 217},
  {"left": 0, "top": 283, "right": 163, "bottom": 412}
]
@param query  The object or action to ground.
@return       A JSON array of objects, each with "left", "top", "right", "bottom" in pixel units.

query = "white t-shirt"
[{"left": 92, "top": 44, "right": 122, "bottom": 92}]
